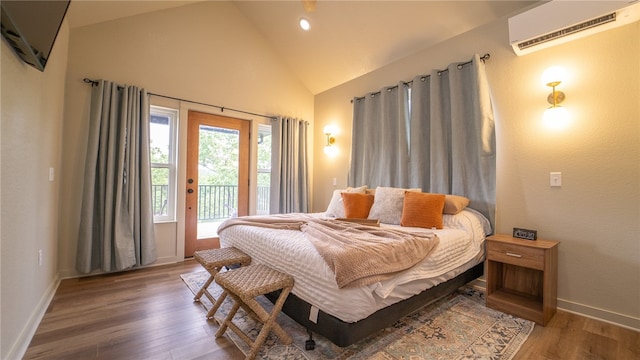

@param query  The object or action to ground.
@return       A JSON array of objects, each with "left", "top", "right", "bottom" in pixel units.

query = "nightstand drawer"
[{"left": 487, "top": 242, "right": 545, "bottom": 270}]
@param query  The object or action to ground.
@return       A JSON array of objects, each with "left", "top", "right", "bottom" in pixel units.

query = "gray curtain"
[
  {"left": 76, "top": 80, "right": 157, "bottom": 274},
  {"left": 349, "top": 54, "right": 496, "bottom": 226},
  {"left": 349, "top": 84, "right": 410, "bottom": 188},
  {"left": 270, "top": 116, "right": 310, "bottom": 214}
]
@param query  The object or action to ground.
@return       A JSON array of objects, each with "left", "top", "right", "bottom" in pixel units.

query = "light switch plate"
[{"left": 550, "top": 172, "right": 562, "bottom": 187}]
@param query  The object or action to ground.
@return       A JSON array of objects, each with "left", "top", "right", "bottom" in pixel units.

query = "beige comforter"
[{"left": 217, "top": 214, "right": 439, "bottom": 289}]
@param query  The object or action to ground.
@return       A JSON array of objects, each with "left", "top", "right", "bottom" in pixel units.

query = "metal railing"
[
  {"left": 198, "top": 185, "right": 237, "bottom": 221},
  {"left": 152, "top": 185, "right": 169, "bottom": 216},
  {"left": 152, "top": 184, "right": 269, "bottom": 219}
]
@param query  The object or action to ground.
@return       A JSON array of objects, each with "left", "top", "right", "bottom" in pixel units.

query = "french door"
[{"left": 185, "top": 110, "right": 250, "bottom": 257}]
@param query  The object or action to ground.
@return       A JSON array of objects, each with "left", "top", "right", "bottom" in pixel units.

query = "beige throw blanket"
[{"left": 218, "top": 215, "right": 439, "bottom": 289}]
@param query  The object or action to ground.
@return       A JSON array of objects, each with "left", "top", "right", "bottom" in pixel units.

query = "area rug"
[{"left": 181, "top": 270, "right": 534, "bottom": 359}]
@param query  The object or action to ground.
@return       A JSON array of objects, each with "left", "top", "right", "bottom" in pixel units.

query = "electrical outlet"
[{"left": 38, "top": 249, "right": 43, "bottom": 266}]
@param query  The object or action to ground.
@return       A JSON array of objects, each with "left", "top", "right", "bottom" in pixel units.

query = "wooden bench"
[{"left": 214, "top": 264, "right": 294, "bottom": 360}]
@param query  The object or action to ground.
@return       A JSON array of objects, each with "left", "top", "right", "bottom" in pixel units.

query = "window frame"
[{"left": 149, "top": 105, "right": 178, "bottom": 222}]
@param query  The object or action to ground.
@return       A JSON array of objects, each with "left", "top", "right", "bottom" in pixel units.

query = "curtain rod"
[
  {"left": 82, "top": 78, "right": 277, "bottom": 120},
  {"left": 351, "top": 53, "right": 490, "bottom": 103}
]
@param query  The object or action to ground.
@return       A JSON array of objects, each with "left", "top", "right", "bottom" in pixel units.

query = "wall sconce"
[
  {"left": 542, "top": 66, "right": 569, "bottom": 129},
  {"left": 323, "top": 125, "right": 337, "bottom": 156}
]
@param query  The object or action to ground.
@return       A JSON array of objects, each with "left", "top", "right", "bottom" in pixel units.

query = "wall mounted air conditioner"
[{"left": 509, "top": 0, "right": 640, "bottom": 56}]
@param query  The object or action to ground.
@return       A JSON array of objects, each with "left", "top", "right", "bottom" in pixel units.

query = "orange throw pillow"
[
  {"left": 401, "top": 192, "right": 446, "bottom": 229},
  {"left": 341, "top": 192, "right": 375, "bottom": 219}
]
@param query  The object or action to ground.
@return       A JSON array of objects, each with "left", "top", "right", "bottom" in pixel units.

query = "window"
[
  {"left": 256, "top": 124, "right": 271, "bottom": 215},
  {"left": 149, "top": 106, "right": 178, "bottom": 222}
]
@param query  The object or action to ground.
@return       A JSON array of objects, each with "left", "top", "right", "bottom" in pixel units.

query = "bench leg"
[
  {"left": 193, "top": 273, "right": 215, "bottom": 301},
  {"left": 214, "top": 287, "right": 293, "bottom": 360},
  {"left": 244, "top": 290, "right": 292, "bottom": 346},
  {"left": 215, "top": 298, "right": 241, "bottom": 339},
  {"left": 206, "top": 290, "right": 228, "bottom": 320}
]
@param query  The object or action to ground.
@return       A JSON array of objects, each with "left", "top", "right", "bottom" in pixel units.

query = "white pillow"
[
  {"left": 367, "top": 186, "right": 420, "bottom": 225},
  {"left": 325, "top": 186, "right": 368, "bottom": 218}
]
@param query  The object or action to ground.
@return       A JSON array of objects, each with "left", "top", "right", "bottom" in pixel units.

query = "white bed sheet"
[{"left": 218, "top": 208, "right": 490, "bottom": 323}]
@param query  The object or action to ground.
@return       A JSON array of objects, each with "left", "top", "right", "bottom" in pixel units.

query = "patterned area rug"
[{"left": 181, "top": 270, "right": 534, "bottom": 359}]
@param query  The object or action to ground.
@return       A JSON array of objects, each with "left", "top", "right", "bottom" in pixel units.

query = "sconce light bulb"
[
  {"left": 542, "top": 66, "right": 566, "bottom": 87},
  {"left": 543, "top": 106, "right": 570, "bottom": 130},
  {"left": 323, "top": 125, "right": 337, "bottom": 135},
  {"left": 324, "top": 145, "right": 338, "bottom": 157}
]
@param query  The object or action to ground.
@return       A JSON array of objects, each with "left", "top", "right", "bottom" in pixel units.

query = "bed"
[{"left": 218, "top": 188, "right": 492, "bottom": 347}]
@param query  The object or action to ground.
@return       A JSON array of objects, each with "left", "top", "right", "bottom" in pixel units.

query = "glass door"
[{"left": 185, "top": 110, "right": 249, "bottom": 257}]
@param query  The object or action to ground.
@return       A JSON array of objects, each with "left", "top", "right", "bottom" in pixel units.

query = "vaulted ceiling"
[{"left": 67, "top": 1, "right": 537, "bottom": 94}]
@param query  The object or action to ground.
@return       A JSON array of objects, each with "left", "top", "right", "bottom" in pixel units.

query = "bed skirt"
[{"left": 265, "top": 261, "right": 484, "bottom": 347}]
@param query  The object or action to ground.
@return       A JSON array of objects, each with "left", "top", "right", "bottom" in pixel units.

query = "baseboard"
[
  {"left": 557, "top": 299, "right": 640, "bottom": 331},
  {"left": 6, "top": 273, "right": 61, "bottom": 360},
  {"left": 58, "top": 256, "right": 183, "bottom": 279},
  {"left": 471, "top": 279, "right": 639, "bottom": 331}
]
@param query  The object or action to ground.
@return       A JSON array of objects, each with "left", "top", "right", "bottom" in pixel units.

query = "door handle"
[{"left": 187, "top": 188, "right": 194, "bottom": 194}]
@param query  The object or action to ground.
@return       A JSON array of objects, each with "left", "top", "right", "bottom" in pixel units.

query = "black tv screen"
[{"left": 1, "top": 0, "right": 70, "bottom": 72}]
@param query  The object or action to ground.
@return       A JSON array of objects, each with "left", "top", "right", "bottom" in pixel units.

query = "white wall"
[
  {"left": 313, "top": 19, "right": 640, "bottom": 329},
  {"left": 58, "top": 1, "right": 314, "bottom": 278},
  {"left": 0, "top": 22, "right": 69, "bottom": 360}
]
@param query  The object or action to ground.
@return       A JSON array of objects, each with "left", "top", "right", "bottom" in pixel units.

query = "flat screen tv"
[{"left": 1, "top": 0, "right": 70, "bottom": 72}]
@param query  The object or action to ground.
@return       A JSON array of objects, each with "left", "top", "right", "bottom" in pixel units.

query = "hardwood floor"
[
  {"left": 25, "top": 260, "right": 639, "bottom": 360},
  {"left": 514, "top": 310, "right": 640, "bottom": 360},
  {"left": 24, "top": 260, "right": 243, "bottom": 360}
]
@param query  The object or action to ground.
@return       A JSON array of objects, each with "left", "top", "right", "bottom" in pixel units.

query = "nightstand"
[{"left": 485, "top": 234, "right": 559, "bottom": 325}]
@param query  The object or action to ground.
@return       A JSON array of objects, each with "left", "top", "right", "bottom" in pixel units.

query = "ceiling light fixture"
[{"left": 299, "top": 17, "right": 310, "bottom": 31}]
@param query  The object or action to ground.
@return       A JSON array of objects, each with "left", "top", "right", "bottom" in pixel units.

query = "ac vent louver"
[
  {"left": 517, "top": 13, "right": 617, "bottom": 51},
  {"left": 508, "top": 1, "right": 640, "bottom": 56}
]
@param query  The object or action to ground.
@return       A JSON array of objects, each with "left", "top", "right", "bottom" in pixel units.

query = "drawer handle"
[{"left": 506, "top": 252, "right": 522, "bottom": 258}]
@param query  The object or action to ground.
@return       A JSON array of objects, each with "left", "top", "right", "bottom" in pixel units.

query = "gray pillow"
[{"left": 367, "top": 187, "right": 420, "bottom": 224}]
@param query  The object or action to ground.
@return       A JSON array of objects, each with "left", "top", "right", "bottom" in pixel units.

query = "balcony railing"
[
  {"left": 152, "top": 185, "right": 169, "bottom": 216},
  {"left": 152, "top": 184, "right": 269, "bottom": 220}
]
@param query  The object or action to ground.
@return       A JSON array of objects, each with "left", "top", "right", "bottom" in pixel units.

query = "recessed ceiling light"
[{"left": 299, "top": 17, "right": 310, "bottom": 31}]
